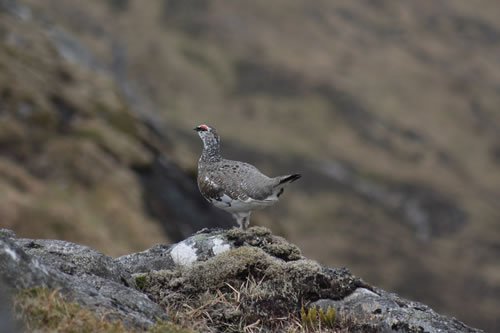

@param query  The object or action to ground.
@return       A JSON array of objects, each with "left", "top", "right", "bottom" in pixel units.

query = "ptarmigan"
[{"left": 195, "top": 124, "right": 301, "bottom": 229}]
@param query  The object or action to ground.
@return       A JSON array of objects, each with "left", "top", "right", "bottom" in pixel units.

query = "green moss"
[
  {"left": 264, "top": 241, "right": 302, "bottom": 261},
  {"left": 148, "top": 321, "right": 196, "bottom": 333},
  {"left": 188, "top": 247, "right": 270, "bottom": 288},
  {"left": 320, "top": 306, "right": 337, "bottom": 327},
  {"left": 301, "top": 305, "right": 336, "bottom": 329},
  {"left": 135, "top": 274, "right": 148, "bottom": 290},
  {"left": 120, "top": 224, "right": 365, "bottom": 332},
  {"left": 145, "top": 247, "right": 272, "bottom": 300},
  {"left": 138, "top": 237, "right": 350, "bottom": 332},
  {"left": 226, "top": 226, "right": 271, "bottom": 239},
  {"left": 226, "top": 227, "right": 302, "bottom": 261}
]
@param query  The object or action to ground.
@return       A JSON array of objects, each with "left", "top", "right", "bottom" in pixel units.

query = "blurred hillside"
[{"left": 0, "top": 0, "right": 499, "bottom": 331}]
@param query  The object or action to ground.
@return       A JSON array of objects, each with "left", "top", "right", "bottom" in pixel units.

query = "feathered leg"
[{"left": 233, "top": 212, "right": 252, "bottom": 230}]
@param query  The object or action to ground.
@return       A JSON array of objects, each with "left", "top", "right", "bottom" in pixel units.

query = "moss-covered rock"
[
  {"left": 136, "top": 228, "right": 366, "bottom": 332},
  {"left": 226, "top": 226, "right": 302, "bottom": 261}
]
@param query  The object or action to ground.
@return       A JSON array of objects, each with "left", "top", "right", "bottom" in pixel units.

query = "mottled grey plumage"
[{"left": 195, "top": 124, "right": 301, "bottom": 229}]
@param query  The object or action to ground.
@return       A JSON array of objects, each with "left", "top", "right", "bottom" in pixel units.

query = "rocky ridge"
[{"left": 0, "top": 228, "right": 482, "bottom": 332}]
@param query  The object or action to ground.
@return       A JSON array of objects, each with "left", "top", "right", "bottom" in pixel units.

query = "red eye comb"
[{"left": 194, "top": 124, "right": 210, "bottom": 131}]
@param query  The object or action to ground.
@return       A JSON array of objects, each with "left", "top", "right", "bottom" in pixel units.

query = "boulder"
[{"left": 0, "top": 231, "right": 166, "bottom": 329}]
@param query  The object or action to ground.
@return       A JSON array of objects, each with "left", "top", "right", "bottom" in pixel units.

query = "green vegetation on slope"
[{"left": 0, "top": 10, "right": 167, "bottom": 256}]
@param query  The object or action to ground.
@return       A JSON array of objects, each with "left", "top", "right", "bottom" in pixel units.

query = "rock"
[
  {"left": 116, "top": 226, "right": 301, "bottom": 273},
  {"left": 63, "top": 274, "right": 166, "bottom": 328},
  {"left": 126, "top": 227, "right": 481, "bottom": 332},
  {"left": 16, "top": 238, "right": 132, "bottom": 286},
  {"left": 1, "top": 228, "right": 483, "bottom": 332},
  {"left": 311, "top": 287, "right": 481, "bottom": 333},
  {"left": 0, "top": 237, "right": 56, "bottom": 290},
  {"left": 116, "top": 243, "right": 174, "bottom": 273},
  {"left": 0, "top": 229, "right": 16, "bottom": 238},
  {"left": 0, "top": 233, "right": 166, "bottom": 329},
  {"left": 0, "top": 284, "right": 22, "bottom": 333}
]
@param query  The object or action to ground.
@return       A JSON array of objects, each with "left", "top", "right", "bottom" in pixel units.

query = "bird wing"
[
  {"left": 197, "top": 173, "right": 225, "bottom": 201},
  {"left": 220, "top": 160, "right": 277, "bottom": 201},
  {"left": 199, "top": 160, "right": 277, "bottom": 202}
]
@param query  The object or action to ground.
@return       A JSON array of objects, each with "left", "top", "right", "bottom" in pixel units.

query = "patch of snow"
[
  {"left": 212, "top": 238, "right": 231, "bottom": 255},
  {"left": 170, "top": 242, "right": 198, "bottom": 266}
]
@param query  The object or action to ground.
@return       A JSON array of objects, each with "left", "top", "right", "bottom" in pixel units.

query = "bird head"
[{"left": 194, "top": 124, "right": 219, "bottom": 145}]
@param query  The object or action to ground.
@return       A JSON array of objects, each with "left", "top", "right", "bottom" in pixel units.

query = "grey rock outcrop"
[
  {"left": 124, "top": 227, "right": 481, "bottom": 333},
  {"left": 0, "top": 230, "right": 166, "bottom": 329},
  {"left": 16, "top": 238, "right": 133, "bottom": 285},
  {"left": 311, "top": 288, "right": 478, "bottom": 333},
  {"left": 0, "top": 228, "right": 482, "bottom": 332}
]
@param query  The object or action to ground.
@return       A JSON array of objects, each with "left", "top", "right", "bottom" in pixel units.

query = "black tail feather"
[{"left": 279, "top": 173, "right": 301, "bottom": 185}]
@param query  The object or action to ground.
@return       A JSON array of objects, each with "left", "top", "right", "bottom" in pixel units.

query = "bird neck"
[{"left": 201, "top": 137, "right": 222, "bottom": 163}]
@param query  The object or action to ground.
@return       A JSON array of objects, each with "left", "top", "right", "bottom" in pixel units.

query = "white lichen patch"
[
  {"left": 3, "top": 246, "right": 19, "bottom": 262},
  {"left": 345, "top": 287, "right": 380, "bottom": 301},
  {"left": 170, "top": 242, "right": 198, "bottom": 266},
  {"left": 32, "top": 258, "right": 49, "bottom": 275},
  {"left": 211, "top": 237, "right": 231, "bottom": 255}
]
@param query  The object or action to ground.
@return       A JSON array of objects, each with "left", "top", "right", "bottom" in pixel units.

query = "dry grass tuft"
[
  {"left": 14, "top": 288, "right": 129, "bottom": 333},
  {"left": 161, "top": 275, "right": 348, "bottom": 333},
  {"left": 14, "top": 288, "right": 194, "bottom": 333}
]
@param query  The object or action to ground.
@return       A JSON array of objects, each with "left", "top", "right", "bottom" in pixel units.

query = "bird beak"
[{"left": 194, "top": 126, "right": 201, "bottom": 131}]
